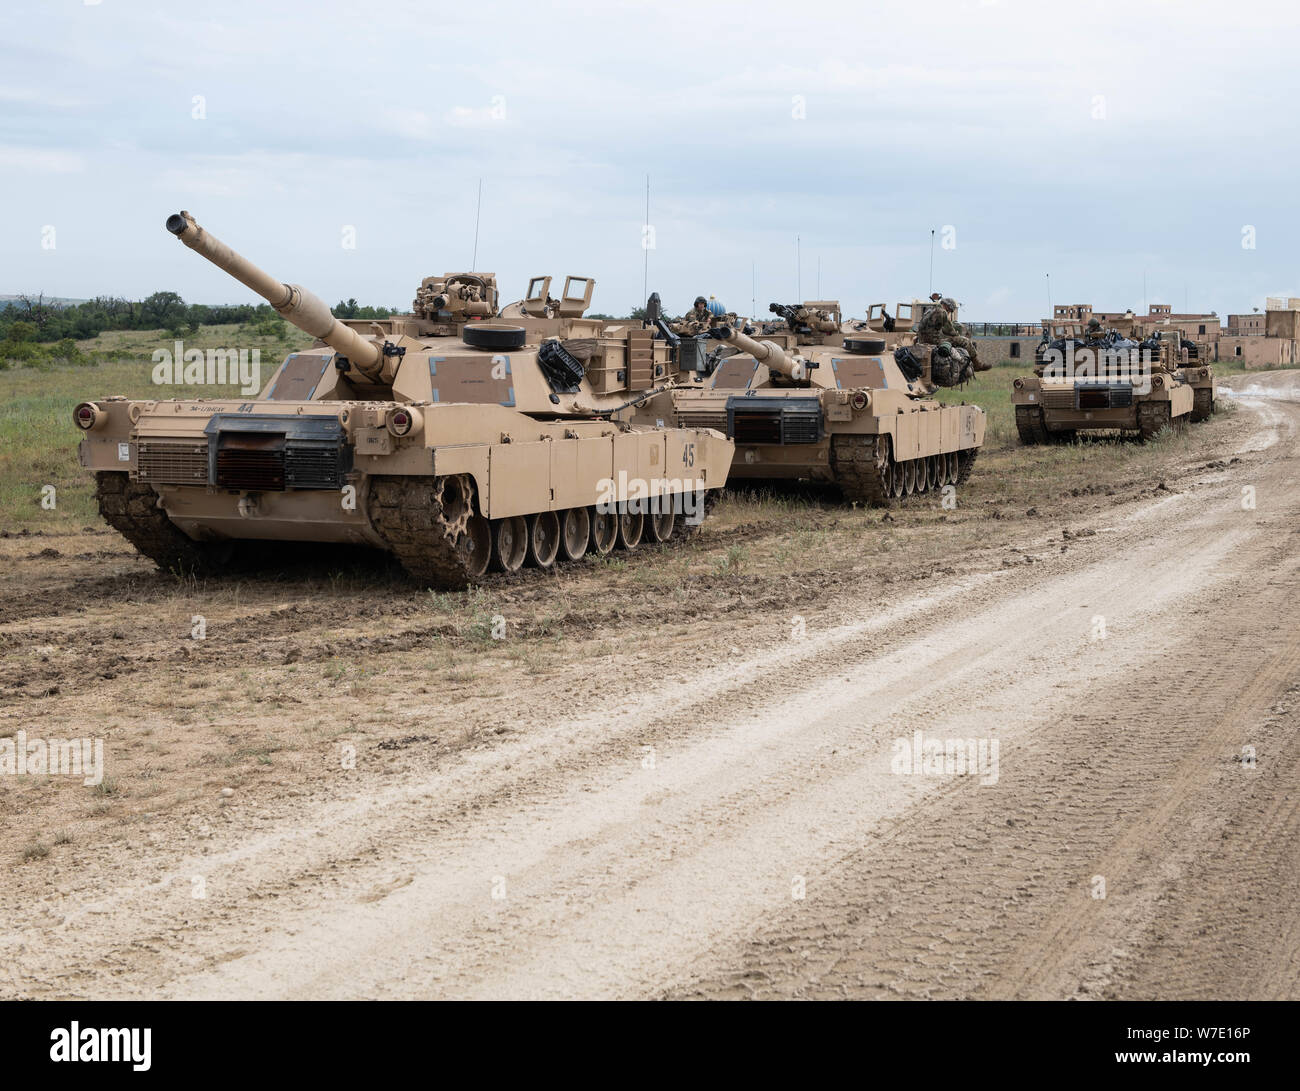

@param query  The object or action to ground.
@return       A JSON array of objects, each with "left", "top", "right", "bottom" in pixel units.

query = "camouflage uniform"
[
  {"left": 916, "top": 298, "right": 980, "bottom": 366},
  {"left": 672, "top": 301, "right": 714, "bottom": 336}
]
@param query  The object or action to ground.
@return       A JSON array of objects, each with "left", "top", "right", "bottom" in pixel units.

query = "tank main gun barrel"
[
  {"left": 710, "top": 326, "right": 805, "bottom": 381},
  {"left": 164, "top": 211, "right": 383, "bottom": 378}
]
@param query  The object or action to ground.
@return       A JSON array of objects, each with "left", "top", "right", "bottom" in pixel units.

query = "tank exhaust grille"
[
  {"left": 1075, "top": 383, "right": 1134, "bottom": 410},
  {"left": 203, "top": 413, "right": 351, "bottom": 492},
  {"left": 726, "top": 396, "right": 822, "bottom": 445}
]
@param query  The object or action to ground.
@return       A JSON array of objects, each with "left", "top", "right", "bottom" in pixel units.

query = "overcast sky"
[{"left": 2, "top": 0, "right": 1297, "bottom": 320}]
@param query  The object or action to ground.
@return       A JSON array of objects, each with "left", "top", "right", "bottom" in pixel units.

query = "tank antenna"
[
  {"left": 928, "top": 229, "right": 935, "bottom": 295},
  {"left": 796, "top": 235, "right": 801, "bottom": 300},
  {"left": 471, "top": 178, "right": 483, "bottom": 269},
  {"left": 642, "top": 174, "right": 650, "bottom": 306}
]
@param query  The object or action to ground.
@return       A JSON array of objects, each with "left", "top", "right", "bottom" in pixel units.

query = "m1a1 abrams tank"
[
  {"left": 1014, "top": 322, "right": 1214, "bottom": 444},
  {"left": 74, "top": 213, "right": 733, "bottom": 588},
  {"left": 626, "top": 297, "right": 985, "bottom": 505}
]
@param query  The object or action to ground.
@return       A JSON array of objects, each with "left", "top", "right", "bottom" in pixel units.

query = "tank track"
[
  {"left": 1015, "top": 405, "right": 1048, "bottom": 445},
  {"left": 671, "top": 488, "right": 719, "bottom": 541},
  {"left": 956, "top": 446, "right": 978, "bottom": 485},
  {"left": 369, "top": 474, "right": 720, "bottom": 587},
  {"left": 831, "top": 435, "right": 979, "bottom": 505},
  {"left": 95, "top": 472, "right": 225, "bottom": 575},
  {"left": 831, "top": 434, "right": 892, "bottom": 505},
  {"left": 1014, "top": 405, "right": 1076, "bottom": 445},
  {"left": 1137, "top": 401, "right": 1172, "bottom": 440},
  {"left": 1191, "top": 387, "right": 1215, "bottom": 422},
  {"left": 367, "top": 474, "right": 483, "bottom": 588}
]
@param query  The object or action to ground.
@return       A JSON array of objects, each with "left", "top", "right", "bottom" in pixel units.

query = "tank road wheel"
[
  {"left": 491, "top": 515, "right": 528, "bottom": 573},
  {"left": 891, "top": 459, "right": 906, "bottom": 498},
  {"left": 926, "top": 455, "right": 941, "bottom": 490},
  {"left": 956, "top": 447, "right": 979, "bottom": 485},
  {"left": 617, "top": 508, "right": 645, "bottom": 550},
  {"left": 914, "top": 458, "right": 929, "bottom": 493},
  {"left": 903, "top": 459, "right": 918, "bottom": 496},
  {"left": 646, "top": 507, "right": 676, "bottom": 544},
  {"left": 526, "top": 511, "right": 561, "bottom": 569},
  {"left": 829, "top": 434, "right": 893, "bottom": 506},
  {"left": 1137, "top": 401, "right": 1172, "bottom": 441},
  {"left": 559, "top": 508, "right": 590, "bottom": 562},
  {"left": 945, "top": 451, "right": 959, "bottom": 485},
  {"left": 95, "top": 471, "right": 225, "bottom": 576},
  {"left": 461, "top": 515, "right": 492, "bottom": 579},
  {"left": 589, "top": 508, "right": 618, "bottom": 556},
  {"left": 1191, "top": 387, "right": 1215, "bottom": 422}
]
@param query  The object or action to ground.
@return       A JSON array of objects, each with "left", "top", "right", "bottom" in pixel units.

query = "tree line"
[{"left": 0, "top": 292, "right": 397, "bottom": 344}]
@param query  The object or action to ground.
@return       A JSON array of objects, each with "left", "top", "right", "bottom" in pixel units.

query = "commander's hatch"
[
  {"left": 804, "top": 300, "right": 841, "bottom": 325},
  {"left": 894, "top": 302, "right": 917, "bottom": 331},
  {"left": 556, "top": 275, "right": 595, "bottom": 317},
  {"left": 524, "top": 276, "right": 553, "bottom": 313}
]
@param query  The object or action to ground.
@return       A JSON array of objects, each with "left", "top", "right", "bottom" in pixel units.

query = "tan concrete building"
[
  {"left": 1226, "top": 313, "right": 1265, "bottom": 336},
  {"left": 1220, "top": 302, "right": 1300, "bottom": 367}
]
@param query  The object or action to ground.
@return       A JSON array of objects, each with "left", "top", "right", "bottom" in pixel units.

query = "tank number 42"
[{"left": 682, "top": 443, "right": 696, "bottom": 468}]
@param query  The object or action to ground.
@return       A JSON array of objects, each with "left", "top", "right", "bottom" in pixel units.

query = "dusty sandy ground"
[{"left": 1, "top": 374, "right": 1297, "bottom": 1000}]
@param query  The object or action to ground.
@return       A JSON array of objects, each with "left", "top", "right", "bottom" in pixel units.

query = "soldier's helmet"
[
  {"left": 941, "top": 297, "right": 957, "bottom": 312},
  {"left": 1087, "top": 318, "right": 1101, "bottom": 332},
  {"left": 694, "top": 295, "right": 707, "bottom": 307}
]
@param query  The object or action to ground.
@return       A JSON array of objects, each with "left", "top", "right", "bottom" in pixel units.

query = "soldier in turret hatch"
[{"left": 916, "top": 296, "right": 980, "bottom": 367}]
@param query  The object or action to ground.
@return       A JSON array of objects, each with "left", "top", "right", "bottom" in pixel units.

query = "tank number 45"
[{"left": 682, "top": 443, "right": 696, "bottom": 468}]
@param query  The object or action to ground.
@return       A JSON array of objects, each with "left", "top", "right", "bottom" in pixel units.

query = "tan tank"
[
  {"left": 1013, "top": 322, "right": 1216, "bottom": 443},
  {"left": 626, "top": 298, "right": 986, "bottom": 504},
  {"left": 74, "top": 213, "right": 733, "bottom": 587}
]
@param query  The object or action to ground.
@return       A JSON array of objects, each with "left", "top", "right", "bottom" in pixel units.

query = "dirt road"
[{"left": 3, "top": 373, "right": 1298, "bottom": 1000}]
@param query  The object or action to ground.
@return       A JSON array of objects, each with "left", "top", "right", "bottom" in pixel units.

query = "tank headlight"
[
  {"left": 386, "top": 406, "right": 423, "bottom": 438},
  {"left": 850, "top": 390, "right": 870, "bottom": 411},
  {"left": 74, "top": 402, "right": 105, "bottom": 431},
  {"left": 1013, "top": 378, "right": 1024, "bottom": 390},
  {"left": 1151, "top": 375, "right": 1163, "bottom": 390}
]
